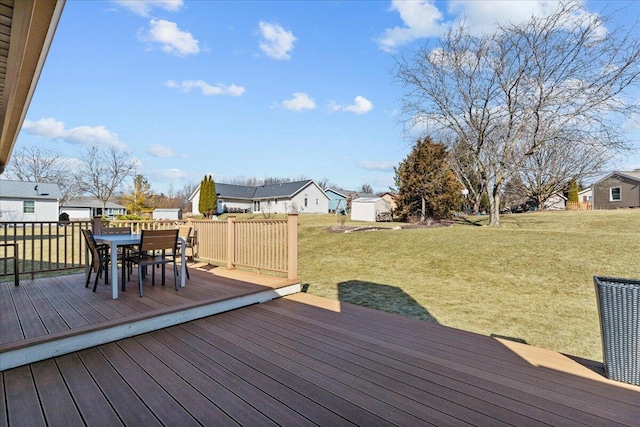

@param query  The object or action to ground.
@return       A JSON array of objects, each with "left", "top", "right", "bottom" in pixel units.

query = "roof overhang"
[{"left": 0, "top": 0, "right": 65, "bottom": 174}]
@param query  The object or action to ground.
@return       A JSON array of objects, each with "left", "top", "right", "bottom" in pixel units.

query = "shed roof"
[{"left": 0, "top": 180, "right": 62, "bottom": 199}]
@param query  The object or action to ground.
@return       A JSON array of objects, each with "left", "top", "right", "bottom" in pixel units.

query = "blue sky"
[{"left": 13, "top": 0, "right": 640, "bottom": 195}]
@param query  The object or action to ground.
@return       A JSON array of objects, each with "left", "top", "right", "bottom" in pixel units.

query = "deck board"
[{"left": 2, "top": 277, "right": 639, "bottom": 426}]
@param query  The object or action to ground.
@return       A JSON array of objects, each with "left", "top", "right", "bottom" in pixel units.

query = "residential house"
[
  {"left": 0, "top": 180, "right": 61, "bottom": 222},
  {"left": 60, "top": 198, "right": 127, "bottom": 220},
  {"left": 578, "top": 187, "right": 593, "bottom": 205},
  {"left": 325, "top": 188, "right": 347, "bottom": 213},
  {"left": 190, "top": 180, "right": 330, "bottom": 215},
  {"left": 592, "top": 170, "right": 640, "bottom": 209}
]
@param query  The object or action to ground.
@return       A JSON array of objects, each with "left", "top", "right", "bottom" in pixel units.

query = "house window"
[
  {"left": 23, "top": 200, "right": 35, "bottom": 214},
  {"left": 254, "top": 201, "right": 260, "bottom": 211},
  {"left": 316, "top": 199, "right": 319, "bottom": 205},
  {"left": 274, "top": 199, "right": 278, "bottom": 205},
  {"left": 304, "top": 198, "right": 308, "bottom": 207},
  {"left": 610, "top": 187, "right": 621, "bottom": 201}
]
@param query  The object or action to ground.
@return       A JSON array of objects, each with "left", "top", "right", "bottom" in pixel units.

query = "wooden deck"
[
  {"left": 2, "top": 275, "right": 639, "bottom": 425},
  {"left": 0, "top": 263, "right": 300, "bottom": 370}
]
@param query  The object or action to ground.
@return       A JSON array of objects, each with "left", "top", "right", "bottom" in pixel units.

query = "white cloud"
[
  {"left": 140, "top": 19, "right": 199, "bottom": 56},
  {"left": 113, "top": 0, "right": 183, "bottom": 17},
  {"left": 258, "top": 21, "right": 297, "bottom": 60},
  {"left": 21, "top": 118, "right": 127, "bottom": 150},
  {"left": 151, "top": 168, "right": 189, "bottom": 180},
  {"left": 358, "top": 161, "right": 396, "bottom": 172},
  {"left": 376, "top": 1, "right": 598, "bottom": 53},
  {"left": 331, "top": 96, "right": 374, "bottom": 114},
  {"left": 279, "top": 93, "right": 316, "bottom": 112},
  {"left": 376, "top": 0, "right": 446, "bottom": 53},
  {"left": 166, "top": 80, "right": 245, "bottom": 96},
  {"left": 147, "top": 144, "right": 175, "bottom": 158}
]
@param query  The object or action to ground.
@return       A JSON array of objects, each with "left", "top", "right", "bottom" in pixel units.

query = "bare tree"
[
  {"left": 5, "top": 145, "right": 80, "bottom": 205},
  {"left": 396, "top": 1, "right": 640, "bottom": 225},
  {"left": 74, "top": 144, "right": 137, "bottom": 214}
]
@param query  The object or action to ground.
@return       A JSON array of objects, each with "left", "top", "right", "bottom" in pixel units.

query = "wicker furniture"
[{"left": 593, "top": 276, "right": 640, "bottom": 386}]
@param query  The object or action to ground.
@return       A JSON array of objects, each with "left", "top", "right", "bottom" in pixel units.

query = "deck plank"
[
  {"left": 96, "top": 342, "right": 201, "bottom": 426},
  {"left": 0, "top": 282, "right": 23, "bottom": 344},
  {"left": 223, "top": 306, "right": 558, "bottom": 426},
  {"left": 78, "top": 346, "right": 163, "bottom": 426},
  {"left": 188, "top": 319, "right": 441, "bottom": 426},
  {"left": 262, "top": 295, "right": 640, "bottom": 425},
  {"left": 30, "top": 359, "right": 85, "bottom": 426},
  {"left": 3, "top": 365, "right": 46, "bottom": 426},
  {"left": 116, "top": 337, "right": 242, "bottom": 425},
  {"left": 132, "top": 333, "right": 288, "bottom": 427},
  {"left": 54, "top": 353, "right": 123, "bottom": 427},
  {"left": 8, "top": 281, "right": 47, "bottom": 339},
  {"left": 159, "top": 326, "right": 354, "bottom": 426}
]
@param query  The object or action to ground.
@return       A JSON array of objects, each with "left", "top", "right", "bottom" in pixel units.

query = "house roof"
[
  {"left": 194, "top": 180, "right": 330, "bottom": 201},
  {"left": 325, "top": 188, "right": 347, "bottom": 198},
  {"left": 62, "top": 198, "right": 125, "bottom": 209},
  {"left": 0, "top": 0, "right": 65, "bottom": 174},
  {"left": 0, "top": 179, "right": 61, "bottom": 199},
  {"left": 594, "top": 170, "right": 640, "bottom": 186}
]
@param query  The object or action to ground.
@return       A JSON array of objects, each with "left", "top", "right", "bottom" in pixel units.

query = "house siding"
[
  {"left": 0, "top": 198, "right": 59, "bottom": 221},
  {"left": 593, "top": 174, "right": 640, "bottom": 209}
]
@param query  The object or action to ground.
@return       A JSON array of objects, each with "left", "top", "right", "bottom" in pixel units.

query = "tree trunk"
[{"left": 488, "top": 186, "right": 501, "bottom": 226}]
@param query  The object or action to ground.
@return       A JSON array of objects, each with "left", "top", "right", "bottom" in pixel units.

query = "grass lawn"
[{"left": 295, "top": 210, "right": 640, "bottom": 361}]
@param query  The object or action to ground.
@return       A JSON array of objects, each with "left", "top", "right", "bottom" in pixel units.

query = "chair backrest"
[
  {"left": 178, "top": 226, "right": 192, "bottom": 245},
  {"left": 101, "top": 226, "right": 131, "bottom": 235},
  {"left": 140, "top": 229, "right": 178, "bottom": 253},
  {"left": 82, "top": 229, "right": 101, "bottom": 269}
]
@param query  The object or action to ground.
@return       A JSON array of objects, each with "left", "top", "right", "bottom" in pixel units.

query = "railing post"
[
  {"left": 287, "top": 214, "right": 298, "bottom": 280},
  {"left": 227, "top": 216, "right": 236, "bottom": 270},
  {"left": 92, "top": 216, "right": 102, "bottom": 234}
]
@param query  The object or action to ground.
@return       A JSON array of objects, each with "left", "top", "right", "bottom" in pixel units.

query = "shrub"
[{"left": 59, "top": 212, "right": 69, "bottom": 221}]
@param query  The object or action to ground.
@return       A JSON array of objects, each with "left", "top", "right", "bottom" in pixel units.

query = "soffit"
[{"left": 0, "top": 0, "right": 65, "bottom": 174}]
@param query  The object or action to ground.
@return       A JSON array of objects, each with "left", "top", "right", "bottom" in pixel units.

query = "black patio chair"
[{"left": 126, "top": 229, "right": 179, "bottom": 297}]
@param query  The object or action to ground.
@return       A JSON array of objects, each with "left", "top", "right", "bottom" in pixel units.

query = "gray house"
[
  {"left": 190, "top": 180, "right": 330, "bottom": 215},
  {"left": 592, "top": 170, "right": 640, "bottom": 209},
  {"left": 0, "top": 180, "right": 62, "bottom": 222}
]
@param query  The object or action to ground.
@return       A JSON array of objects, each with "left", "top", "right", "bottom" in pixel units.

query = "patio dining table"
[{"left": 93, "top": 233, "right": 186, "bottom": 299}]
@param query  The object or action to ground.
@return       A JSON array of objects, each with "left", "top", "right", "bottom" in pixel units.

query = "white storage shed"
[
  {"left": 152, "top": 208, "right": 182, "bottom": 220},
  {"left": 350, "top": 197, "right": 391, "bottom": 222}
]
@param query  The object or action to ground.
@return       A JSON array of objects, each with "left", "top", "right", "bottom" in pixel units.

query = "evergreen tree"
[
  {"left": 568, "top": 179, "right": 579, "bottom": 203},
  {"left": 394, "top": 137, "right": 463, "bottom": 220},
  {"left": 198, "top": 175, "right": 218, "bottom": 217}
]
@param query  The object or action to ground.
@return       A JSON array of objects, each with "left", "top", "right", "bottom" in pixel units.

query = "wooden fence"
[
  {"left": 190, "top": 214, "right": 298, "bottom": 280},
  {"left": 566, "top": 202, "right": 592, "bottom": 211}
]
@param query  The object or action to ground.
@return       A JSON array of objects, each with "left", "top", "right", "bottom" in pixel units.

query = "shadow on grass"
[
  {"left": 454, "top": 217, "right": 485, "bottom": 227},
  {"left": 336, "top": 280, "right": 439, "bottom": 324}
]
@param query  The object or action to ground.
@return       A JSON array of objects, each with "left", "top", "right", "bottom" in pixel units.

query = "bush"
[{"left": 59, "top": 212, "right": 69, "bottom": 221}]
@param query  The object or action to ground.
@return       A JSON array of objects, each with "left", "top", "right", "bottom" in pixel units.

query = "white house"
[
  {"left": 351, "top": 197, "right": 392, "bottom": 222},
  {"left": 190, "top": 180, "right": 330, "bottom": 215},
  {"left": 578, "top": 188, "right": 592, "bottom": 205},
  {"left": 0, "top": 180, "right": 62, "bottom": 222},
  {"left": 60, "top": 199, "right": 126, "bottom": 220}
]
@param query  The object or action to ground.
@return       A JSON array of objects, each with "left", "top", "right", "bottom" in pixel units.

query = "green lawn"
[{"left": 296, "top": 210, "right": 640, "bottom": 361}]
